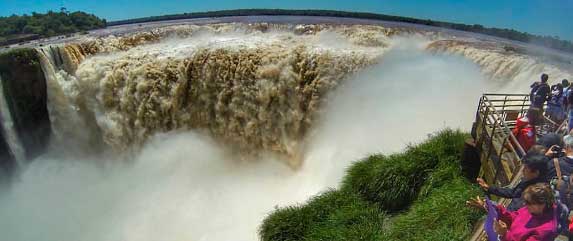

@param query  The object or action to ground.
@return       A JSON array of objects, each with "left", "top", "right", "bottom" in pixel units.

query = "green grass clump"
[
  {"left": 259, "top": 205, "right": 311, "bottom": 241},
  {"left": 382, "top": 178, "right": 482, "bottom": 240},
  {"left": 304, "top": 201, "right": 387, "bottom": 241},
  {"left": 341, "top": 129, "right": 468, "bottom": 211},
  {"left": 259, "top": 190, "right": 387, "bottom": 241},
  {"left": 259, "top": 129, "right": 479, "bottom": 241}
]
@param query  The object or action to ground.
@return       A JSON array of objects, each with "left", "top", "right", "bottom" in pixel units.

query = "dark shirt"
[
  {"left": 530, "top": 82, "right": 550, "bottom": 108},
  {"left": 487, "top": 176, "right": 546, "bottom": 211},
  {"left": 546, "top": 156, "right": 573, "bottom": 209},
  {"left": 546, "top": 156, "right": 573, "bottom": 180}
]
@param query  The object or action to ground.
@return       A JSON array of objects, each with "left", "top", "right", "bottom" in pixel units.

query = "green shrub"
[
  {"left": 259, "top": 129, "right": 479, "bottom": 241},
  {"left": 260, "top": 190, "right": 387, "bottom": 241},
  {"left": 341, "top": 154, "right": 427, "bottom": 211},
  {"left": 304, "top": 200, "right": 387, "bottom": 241},
  {"left": 382, "top": 178, "right": 482, "bottom": 241},
  {"left": 259, "top": 190, "right": 350, "bottom": 241},
  {"left": 418, "top": 162, "right": 461, "bottom": 199},
  {"left": 259, "top": 205, "right": 311, "bottom": 241},
  {"left": 341, "top": 129, "right": 468, "bottom": 211}
]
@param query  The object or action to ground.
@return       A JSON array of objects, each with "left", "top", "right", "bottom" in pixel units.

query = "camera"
[
  {"left": 552, "top": 146, "right": 563, "bottom": 153},
  {"left": 551, "top": 146, "right": 564, "bottom": 158}
]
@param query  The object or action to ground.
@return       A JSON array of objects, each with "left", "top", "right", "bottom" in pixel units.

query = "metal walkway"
[{"left": 469, "top": 93, "right": 567, "bottom": 241}]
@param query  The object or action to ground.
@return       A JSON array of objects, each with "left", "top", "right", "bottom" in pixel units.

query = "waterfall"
[
  {"left": 427, "top": 39, "right": 573, "bottom": 92},
  {"left": 1, "top": 24, "right": 570, "bottom": 167},
  {"left": 0, "top": 76, "right": 25, "bottom": 167},
  {"left": 34, "top": 24, "right": 391, "bottom": 166}
]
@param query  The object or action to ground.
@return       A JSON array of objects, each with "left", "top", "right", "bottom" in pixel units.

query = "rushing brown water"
[{"left": 36, "top": 24, "right": 395, "bottom": 166}]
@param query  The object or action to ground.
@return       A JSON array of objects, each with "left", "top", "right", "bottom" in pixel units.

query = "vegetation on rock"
[
  {"left": 0, "top": 48, "right": 51, "bottom": 160},
  {"left": 259, "top": 129, "right": 481, "bottom": 241}
]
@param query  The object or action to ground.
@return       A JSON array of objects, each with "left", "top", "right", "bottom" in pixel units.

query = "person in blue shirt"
[{"left": 547, "top": 83, "right": 565, "bottom": 123}]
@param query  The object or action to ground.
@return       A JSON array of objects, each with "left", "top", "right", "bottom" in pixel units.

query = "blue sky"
[{"left": 1, "top": 0, "right": 572, "bottom": 40}]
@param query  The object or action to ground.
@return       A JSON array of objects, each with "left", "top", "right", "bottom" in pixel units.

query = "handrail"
[
  {"left": 482, "top": 93, "right": 530, "bottom": 96},
  {"left": 481, "top": 95, "right": 527, "bottom": 157},
  {"left": 469, "top": 93, "right": 564, "bottom": 241}
]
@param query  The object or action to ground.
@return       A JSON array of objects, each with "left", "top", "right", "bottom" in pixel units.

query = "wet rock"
[{"left": 0, "top": 48, "right": 51, "bottom": 162}]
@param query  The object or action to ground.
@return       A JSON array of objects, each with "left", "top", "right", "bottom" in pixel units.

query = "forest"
[{"left": 0, "top": 10, "right": 106, "bottom": 45}]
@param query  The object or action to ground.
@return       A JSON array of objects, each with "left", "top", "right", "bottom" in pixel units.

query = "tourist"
[
  {"left": 467, "top": 183, "right": 558, "bottom": 241},
  {"left": 546, "top": 135, "right": 573, "bottom": 209},
  {"left": 538, "top": 133, "right": 564, "bottom": 153},
  {"left": 562, "top": 79, "right": 571, "bottom": 130},
  {"left": 476, "top": 154, "right": 548, "bottom": 211},
  {"left": 529, "top": 74, "right": 550, "bottom": 125},
  {"left": 561, "top": 79, "right": 570, "bottom": 106},
  {"left": 538, "top": 133, "right": 564, "bottom": 159},
  {"left": 566, "top": 80, "right": 573, "bottom": 132},
  {"left": 512, "top": 116, "right": 536, "bottom": 152},
  {"left": 546, "top": 135, "right": 573, "bottom": 180},
  {"left": 547, "top": 83, "right": 565, "bottom": 123}
]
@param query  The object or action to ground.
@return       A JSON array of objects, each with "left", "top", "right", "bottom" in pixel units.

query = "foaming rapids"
[
  {"left": 0, "top": 38, "right": 486, "bottom": 241},
  {"left": 37, "top": 25, "right": 388, "bottom": 166},
  {"left": 427, "top": 40, "right": 573, "bottom": 92}
]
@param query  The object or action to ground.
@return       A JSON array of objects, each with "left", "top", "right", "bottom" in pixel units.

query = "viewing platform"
[{"left": 468, "top": 93, "right": 567, "bottom": 241}]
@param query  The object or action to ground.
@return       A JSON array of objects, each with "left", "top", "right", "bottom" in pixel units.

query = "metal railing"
[
  {"left": 474, "top": 94, "right": 528, "bottom": 187},
  {"left": 469, "top": 93, "right": 568, "bottom": 241},
  {"left": 470, "top": 94, "right": 531, "bottom": 241}
]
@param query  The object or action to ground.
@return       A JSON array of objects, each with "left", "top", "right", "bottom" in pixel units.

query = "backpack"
[
  {"left": 551, "top": 158, "right": 573, "bottom": 235},
  {"left": 532, "top": 83, "right": 550, "bottom": 107}
]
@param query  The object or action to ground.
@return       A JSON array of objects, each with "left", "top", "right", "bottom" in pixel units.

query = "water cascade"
[
  {"left": 36, "top": 24, "right": 391, "bottom": 166},
  {"left": 427, "top": 39, "right": 573, "bottom": 92},
  {"left": 0, "top": 76, "right": 25, "bottom": 166}
]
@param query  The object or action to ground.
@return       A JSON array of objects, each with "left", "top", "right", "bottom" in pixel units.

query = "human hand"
[
  {"left": 493, "top": 219, "right": 508, "bottom": 236},
  {"left": 546, "top": 145, "right": 559, "bottom": 157},
  {"left": 466, "top": 196, "right": 487, "bottom": 211},
  {"left": 476, "top": 178, "right": 489, "bottom": 191}
]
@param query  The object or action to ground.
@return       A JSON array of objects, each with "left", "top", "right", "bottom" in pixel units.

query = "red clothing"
[
  {"left": 496, "top": 204, "right": 557, "bottom": 241},
  {"left": 512, "top": 117, "right": 536, "bottom": 152}
]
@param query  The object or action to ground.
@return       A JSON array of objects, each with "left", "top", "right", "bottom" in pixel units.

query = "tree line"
[
  {"left": 0, "top": 10, "right": 106, "bottom": 42},
  {"left": 109, "top": 9, "right": 573, "bottom": 53},
  {"left": 2, "top": 9, "right": 571, "bottom": 53}
]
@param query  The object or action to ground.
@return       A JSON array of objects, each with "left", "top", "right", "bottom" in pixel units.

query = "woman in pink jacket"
[{"left": 468, "top": 183, "right": 558, "bottom": 241}]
